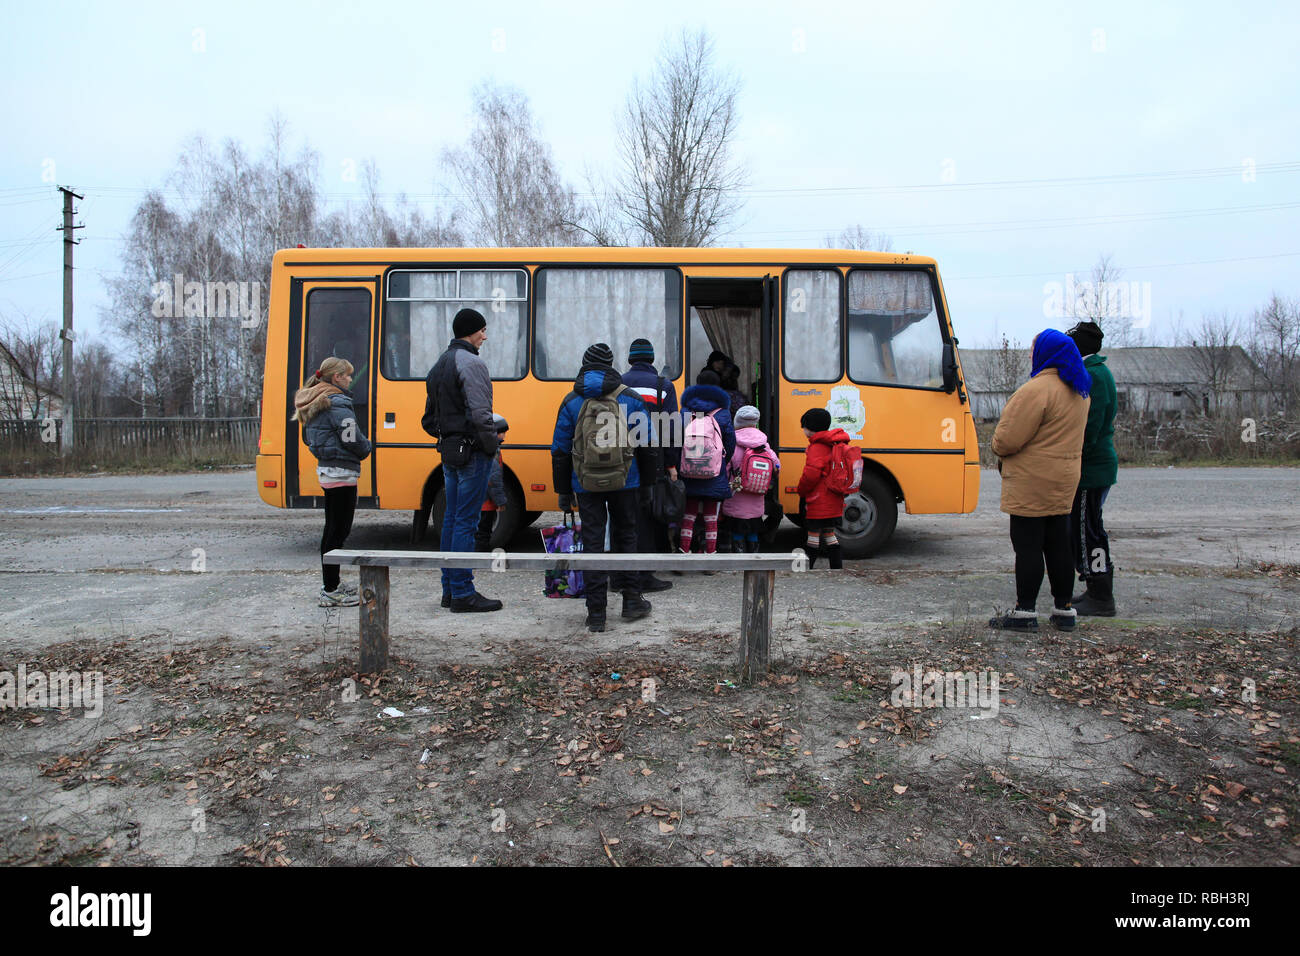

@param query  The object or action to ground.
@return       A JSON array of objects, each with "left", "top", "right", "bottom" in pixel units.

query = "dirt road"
[{"left": 1, "top": 467, "right": 1296, "bottom": 866}]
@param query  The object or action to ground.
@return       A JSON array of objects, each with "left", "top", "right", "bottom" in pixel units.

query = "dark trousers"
[
  {"left": 440, "top": 452, "right": 493, "bottom": 599},
  {"left": 475, "top": 510, "right": 496, "bottom": 551},
  {"left": 1009, "top": 513, "right": 1074, "bottom": 611},
  {"left": 321, "top": 485, "right": 357, "bottom": 591},
  {"left": 577, "top": 489, "right": 639, "bottom": 611},
  {"left": 633, "top": 493, "right": 670, "bottom": 586},
  {"left": 1070, "top": 486, "right": 1112, "bottom": 578}
]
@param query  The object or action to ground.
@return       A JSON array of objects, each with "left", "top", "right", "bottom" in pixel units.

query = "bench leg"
[
  {"left": 739, "top": 569, "right": 774, "bottom": 682},
  {"left": 359, "top": 565, "right": 390, "bottom": 673}
]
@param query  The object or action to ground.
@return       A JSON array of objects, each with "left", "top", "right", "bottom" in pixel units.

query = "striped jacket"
[{"left": 622, "top": 361, "right": 679, "bottom": 469}]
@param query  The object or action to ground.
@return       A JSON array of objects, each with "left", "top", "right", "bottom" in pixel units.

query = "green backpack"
[{"left": 571, "top": 386, "right": 635, "bottom": 492}]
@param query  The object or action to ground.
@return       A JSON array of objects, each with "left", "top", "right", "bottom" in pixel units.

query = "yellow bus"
[{"left": 256, "top": 247, "right": 979, "bottom": 556}]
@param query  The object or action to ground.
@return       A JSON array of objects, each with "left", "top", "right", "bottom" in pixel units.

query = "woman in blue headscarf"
[{"left": 988, "top": 329, "right": 1091, "bottom": 632}]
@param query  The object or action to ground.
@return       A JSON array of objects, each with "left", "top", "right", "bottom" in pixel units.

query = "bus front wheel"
[{"left": 836, "top": 472, "right": 898, "bottom": 558}]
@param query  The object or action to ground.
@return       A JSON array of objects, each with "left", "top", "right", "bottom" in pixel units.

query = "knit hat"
[
  {"left": 706, "top": 350, "right": 729, "bottom": 368},
  {"left": 453, "top": 308, "right": 486, "bottom": 338},
  {"left": 628, "top": 338, "right": 655, "bottom": 363},
  {"left": 1067, "top": 320, "right": 1104, "bottom": 357},
  {"left": 582, "top": 342, "right": 615, "bottom": 367},
  {"left": 696, "top": 369, "right": 721, "bottom": 386},
  {"left": 800, "top": 407, "right": 831, "bottom": 432},
  {"left": 734, "top": 405, "right": 760, "bottom": 429}
]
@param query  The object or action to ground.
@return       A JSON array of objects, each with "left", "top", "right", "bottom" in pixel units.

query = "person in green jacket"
[{"left": 1067, "top": 321, "right": 1118, "bottom": 615}]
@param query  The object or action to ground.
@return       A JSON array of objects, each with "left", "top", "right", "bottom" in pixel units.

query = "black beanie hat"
[
  {"left": 696, "top": 369, "right": 721, "bottom": 386},
  {"left": 583, "top": 342, "right": 615, "bottom": 367},
  {"left": 801, "top": 407, "right": 832, "bottom": 433},
  {"left": 1068, "top": 321, "right": 1104, "bottom": 357},
  {"left": 706, "top": 350, "right": 729, "bottom": 368},
  {"left": 628, "top": 338, "right": 654, "bottom": 363},
  {"left": 453, "top": 308, "right": 486, "bottom": 338}
]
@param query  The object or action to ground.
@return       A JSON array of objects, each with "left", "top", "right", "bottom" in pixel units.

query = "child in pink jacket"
[{"left": 722, "top": 406, "right": 779, "bottom": 552}]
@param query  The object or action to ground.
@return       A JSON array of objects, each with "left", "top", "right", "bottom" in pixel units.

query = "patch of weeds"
[
  {"left": 1165, "top": 695, "right": 1203, "bottom": 711},
  {"left": 784, "top": 773, "right": 823, "bottom": 807},
  {"left": 831, "top": 683, "right": 875, "bottom": 704}
]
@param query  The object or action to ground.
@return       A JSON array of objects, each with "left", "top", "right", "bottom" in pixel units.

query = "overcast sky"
[{"left": 2, "top": 0, "right": 1297, "bottom": 348}]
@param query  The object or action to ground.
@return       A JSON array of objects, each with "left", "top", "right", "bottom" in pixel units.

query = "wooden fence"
[{"left": 0, "top": 417, "right": 259, "bottom": 466}]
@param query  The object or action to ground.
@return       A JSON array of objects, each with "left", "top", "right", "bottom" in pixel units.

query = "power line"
[
  {"left": 51, "top": 159, "right": 1300, "bottom": 204},
  {"left": 948, "top": 250, "right": 1300, "bottom": 281}
]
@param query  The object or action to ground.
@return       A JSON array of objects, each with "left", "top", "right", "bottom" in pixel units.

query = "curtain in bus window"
[
  {"left": 391, "top": 271, "right": 526, "bottom": 380},
  {"left": 692, "top": 306, "right": 760, "bottom": 398},
  {"left": 783, "top": 269, "right": 841, "bottom": 381},
  {"left": 535, "top": 269, "right": 680, "bottom": 380},
  {"left": 847, "top": 270, "right": 942, "bottom": 387}
]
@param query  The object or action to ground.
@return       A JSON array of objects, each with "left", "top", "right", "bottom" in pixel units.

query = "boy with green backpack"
[{"left": 551, "top": 343, "right": 662, "bottom": 633}]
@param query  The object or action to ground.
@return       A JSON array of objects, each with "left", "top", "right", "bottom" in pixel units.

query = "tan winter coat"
[{"left": 991, "top": 368, "right": 1090, "bottom": 517}]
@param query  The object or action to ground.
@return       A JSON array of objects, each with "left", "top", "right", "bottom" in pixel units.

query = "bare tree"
[
  {"left": 320, "top": 160, "right": 462, "bottom": 248},
  {"left": 612, "top": 29, "right": 745, "bottom": 246},
  {"left": 1181, "top": 312, "right": 1242, "bottom": 416},
  {"left": 443, "top": 82, "right": 584, "bottom": 247},
  {"left": 1248, "top": 292, "right": 1300, "bottom": 415},
  {"left": 1065, "top": 253, "right": 1149, "bottom": 346},
  {"left": 824, "top": 224, "right": 894, "bottom": 252},
  {"left": 0, "top": 312, "right": 62, "bottom": 419},
  {"left": 73, "top": 337, "right": 124, "bottom": 418},
  {"left": 989, "top": 334, "right": 1029, "bottom": 394}
]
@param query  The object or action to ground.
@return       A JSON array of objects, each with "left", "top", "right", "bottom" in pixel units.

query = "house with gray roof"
[{"left": 959, "top": 345, "right": 1269, "bottom": 421}]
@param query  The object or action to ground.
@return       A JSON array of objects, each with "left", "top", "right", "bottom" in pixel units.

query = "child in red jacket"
[{"left": 796, "top": 407, "right": 850, "bottom": 569}]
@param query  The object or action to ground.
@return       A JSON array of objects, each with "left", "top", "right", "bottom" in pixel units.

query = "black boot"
[
  {"left": 585, "top": 607, "right": 606, "bottom": 632},
  {"left": 827, "top": 545, "right": 843, "bottom": 570},
  {"left": 640, "top": 572, "right": 673, "bottom": 593},
  {"left": 806, "top": 545, "right": 821, "bottom": 569},
  {"left": 621, "top": 592, "right": 652, "bottom": 621},
  {"left": 1073, "top": 571, "right": 1116, "bottom": 617}
]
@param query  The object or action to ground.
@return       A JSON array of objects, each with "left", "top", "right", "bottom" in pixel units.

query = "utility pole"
[{"left": 57, "top": 186, "right": 84, "bottom": 453}]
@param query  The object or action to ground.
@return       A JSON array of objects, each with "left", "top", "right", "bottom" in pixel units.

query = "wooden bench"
[{"left": 321, "top": 550, "right": 804, "bottom": 681}]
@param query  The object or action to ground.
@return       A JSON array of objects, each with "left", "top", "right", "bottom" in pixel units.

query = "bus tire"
[
  {"left": 837, "top": 472, "right": 898, "bottom": 558},
  {"left": 429, "top": 481, "right": 526, "bottom": 550}
]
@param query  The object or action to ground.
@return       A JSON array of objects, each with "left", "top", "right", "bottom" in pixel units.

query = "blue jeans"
[{"left": 440, "top": 452, "right": 493, "bottom": 599}]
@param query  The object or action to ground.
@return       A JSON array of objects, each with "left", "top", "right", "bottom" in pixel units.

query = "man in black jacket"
[
  {"left": 424, "top": 308, "right": 503, "bottom": 612},
  {"left": 622, "top": 337, "right": 677, "bottom": 593}
]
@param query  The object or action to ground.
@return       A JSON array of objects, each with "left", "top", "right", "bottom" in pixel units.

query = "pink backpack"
[
  {"left": 681, "top": 409, "right": 724, "bottom": 479},
  {"left": 734, "top": 446, "right": 774, "bottom": 494}
]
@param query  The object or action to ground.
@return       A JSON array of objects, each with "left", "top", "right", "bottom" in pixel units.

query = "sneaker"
[
  {"left": 586, "top": 609, "right": 606, "bottom": 633},
  {"left": 450, "top": 592, "right": 503, "bottom": 613},
  {"left": 1049, "top": 607, "right": 1077, "bottom": 632},
  {"left": 319, "top": 587, "right": 360, "bottom": 608},
  {"left": 988, "top": 608, "right": 1038, "bottom": 631},
  {"left": 338, "top": 581, "right": 359, "bottom": 597},
  {"left": 621, "top": 594, "right": 652, "bottom": 621}
]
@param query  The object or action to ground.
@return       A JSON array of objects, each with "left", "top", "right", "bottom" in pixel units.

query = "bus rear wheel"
[
  {"left": 429, "top": 481, "right": 526, "bottom": 550},
  {"left": 836, "top": 472, "right": 898, "bottom": 558}
]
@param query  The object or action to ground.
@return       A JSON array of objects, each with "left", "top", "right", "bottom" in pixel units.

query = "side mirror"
[{"left": 942, "top": 342, "right": 959, "bottom": 393}]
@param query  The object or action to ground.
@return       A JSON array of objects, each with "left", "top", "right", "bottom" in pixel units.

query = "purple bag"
[{"left": 541, "top": 513, "right": 584, "bottom": 598}]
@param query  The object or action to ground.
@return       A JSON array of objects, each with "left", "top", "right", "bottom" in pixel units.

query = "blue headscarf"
[{"left": 1031, "top": 329, "right": 1091, "bottom": 398}]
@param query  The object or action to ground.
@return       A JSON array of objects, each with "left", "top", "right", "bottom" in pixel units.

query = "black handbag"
[
  {"left": 651, "top": 475, "right": 686, "bottom": 524},
  {"left": 439, "top": 434, "right": 473, "bottom": 468}
]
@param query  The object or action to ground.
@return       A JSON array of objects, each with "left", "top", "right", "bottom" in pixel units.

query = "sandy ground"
[{"left": 0, "top": 466, "right": 1296, "bottom": 866}]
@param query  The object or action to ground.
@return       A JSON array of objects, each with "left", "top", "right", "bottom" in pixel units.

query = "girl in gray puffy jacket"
[{"left": 293, "top": 357, "right": 373, "bottom": 607}]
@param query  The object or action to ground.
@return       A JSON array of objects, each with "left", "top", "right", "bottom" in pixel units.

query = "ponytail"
[
  {"left": 292, "top": 356, "right": 355, "bottom": 421},
  {"left": 306, "top": 356, "right": 354, "bottom": 388}
]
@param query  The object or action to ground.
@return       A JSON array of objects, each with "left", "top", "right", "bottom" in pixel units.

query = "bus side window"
[{"left": 306, "top": 287, "right": 372, "bottom": 406}]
